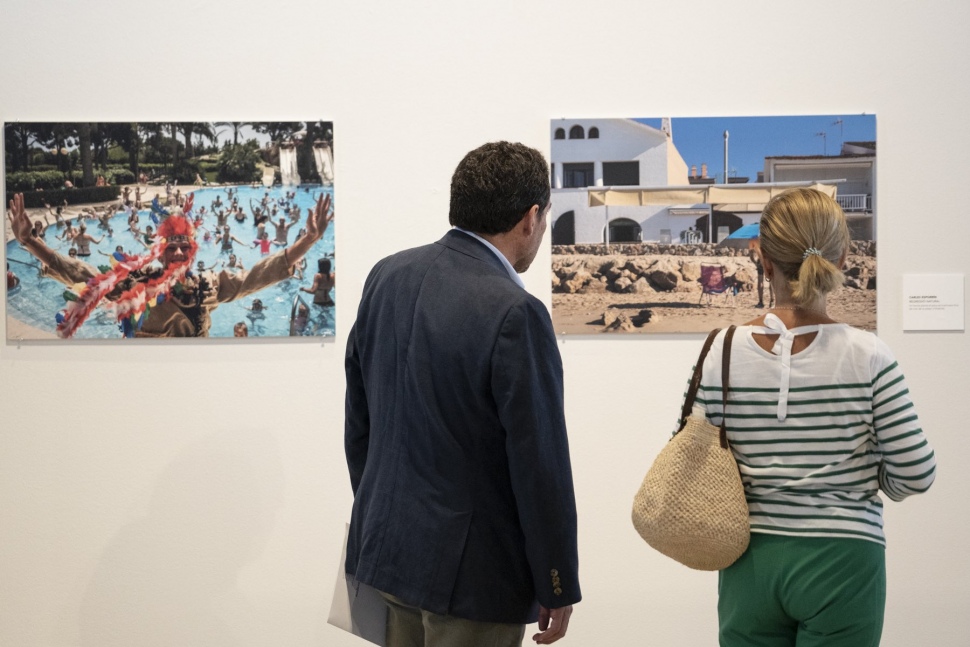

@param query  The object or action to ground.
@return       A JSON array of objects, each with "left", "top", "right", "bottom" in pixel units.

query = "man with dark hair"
[{"left": 345, "top": 141, "right": 580, "bottom": 646}]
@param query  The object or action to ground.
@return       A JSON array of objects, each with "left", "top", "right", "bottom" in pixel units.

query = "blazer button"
[
  {"left": 554, "top": 587, "right": 563, "bottom": 596},
  {"left": 550, "top": 569, "right": 558, "bottom": 577}
]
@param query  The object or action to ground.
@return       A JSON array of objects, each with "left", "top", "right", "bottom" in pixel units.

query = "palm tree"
[{"left": 214, "top": 121, "right": 249, "bottom": 146}]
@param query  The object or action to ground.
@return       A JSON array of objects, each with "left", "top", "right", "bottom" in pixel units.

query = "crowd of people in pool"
[{"left": 6, "top": 182, "right": 336, "bottom": 338}]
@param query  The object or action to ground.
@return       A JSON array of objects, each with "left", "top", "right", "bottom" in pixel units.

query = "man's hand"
[
  {"left": 533, "top": 605, "right": 572, "bottom": 644},
  {"left": 304, "top": 192, "right": 333, "bottom": 243},
  {"left": 8, "top": 193, "right": 32, "bottom": 244},
  {"left": 285, "top": 193, "right": 333, "bottom": 267}
]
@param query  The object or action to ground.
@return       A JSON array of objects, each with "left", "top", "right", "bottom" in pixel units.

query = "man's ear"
[{"left": 520, "top": 204, "right": 540, "bottom": 236}]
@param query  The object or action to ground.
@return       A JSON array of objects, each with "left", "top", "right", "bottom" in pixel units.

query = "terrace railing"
[{"left": 837, "top": 193, "right": 871, "bottom": 212}]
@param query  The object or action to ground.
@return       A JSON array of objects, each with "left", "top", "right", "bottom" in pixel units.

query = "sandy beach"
[
  {"left": 551, "top": 250, "right": 877, "bottom": 335},
  {"left": 552, "top": 284, "right": 876, "bottom": 335}
]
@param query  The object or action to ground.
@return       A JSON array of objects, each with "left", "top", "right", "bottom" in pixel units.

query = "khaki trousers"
[{"left": 380, "top": 593, "right": 526, "bottom": 647}]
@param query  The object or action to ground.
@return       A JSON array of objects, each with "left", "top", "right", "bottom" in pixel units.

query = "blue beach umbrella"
[
  {"left": 725, "top": 222, "right": 760, "bottom": 240},
  {"left": 718, "top": 222, "right": 761, "bottom": 249}
]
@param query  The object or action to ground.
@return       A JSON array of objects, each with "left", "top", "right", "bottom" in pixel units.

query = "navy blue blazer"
[{"left": 344, "top": 229, "right": 581, "bottom": 624}]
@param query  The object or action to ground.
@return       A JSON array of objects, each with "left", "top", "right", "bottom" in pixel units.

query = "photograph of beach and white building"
[
  {"left": 4, "top": 121, "right": 335, "bottom": 340},
  {"left": 550, "top": 116, "right": 876, "bottom": 334}
]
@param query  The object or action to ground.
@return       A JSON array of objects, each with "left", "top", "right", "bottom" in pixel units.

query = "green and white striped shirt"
[{"left": 691, "top": 318, "right": 936, "bottom": 546}]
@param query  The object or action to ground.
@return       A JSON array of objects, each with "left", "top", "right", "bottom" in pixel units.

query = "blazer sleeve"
[
  {"left": 344, "top": 319, "right": 370, "bottom": 495},
  {"left": 491, "top": 296, "right": 582, "bottom": 609}
]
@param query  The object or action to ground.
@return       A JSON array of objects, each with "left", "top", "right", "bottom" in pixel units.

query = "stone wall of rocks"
[
  {"left": 552, "top": 240, "right": 876, "bottom": 258},
  {"left": 552, "top": 250, "right": 876, "bottom": 295}
]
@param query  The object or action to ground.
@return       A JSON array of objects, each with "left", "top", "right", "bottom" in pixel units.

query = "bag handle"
[
  {"left": 718, "top": 325, "right": 736, "bottom": 449},
  {"left": 677, "top": 328, "right": 722, "bottom": 432},
  {"left": 677, "top": 325, "right": 737, "bottom": 450}
]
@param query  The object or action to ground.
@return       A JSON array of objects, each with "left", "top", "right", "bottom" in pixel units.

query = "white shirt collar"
[{"left": 453, "top": 227, "right": 525, "bottom": 289}]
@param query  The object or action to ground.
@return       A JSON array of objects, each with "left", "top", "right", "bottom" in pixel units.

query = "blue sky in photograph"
[{"left": 634, "top": 115, "right": 876, "bottom": 183}]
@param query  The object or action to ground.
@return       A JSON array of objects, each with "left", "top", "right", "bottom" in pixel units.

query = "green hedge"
[
  {"left": 17, "top": 186, "right": 121, "bottom": 209},
  {"left": 5, "top": 170, "right": 70, "bottom": 192}
]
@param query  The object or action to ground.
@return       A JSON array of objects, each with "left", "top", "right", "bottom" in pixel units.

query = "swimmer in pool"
[
  {"left": 269, "top": 217, "right": 294, "bottom": 246},
  {"left": 217, "top": 225, "right": 246, "bottom": 253},
  {"left": 7, "top": 263, "right": 20, "bottom": 291},
  {"left": 222, "top": 253, "right": 245, "bottom": 272},
  {"left": 300, "top": 257, "right": 335, "bottom": 307},
  {"left": 72, "top": 224, "right": 104, "bottom": 257}
]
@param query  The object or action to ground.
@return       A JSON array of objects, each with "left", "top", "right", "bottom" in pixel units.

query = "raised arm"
[
  {"left": 8, "top": 193, "right": 95, "bottom": 283},
  {"left": 285, "top": 193, "right": 332, "bottom": 267}
]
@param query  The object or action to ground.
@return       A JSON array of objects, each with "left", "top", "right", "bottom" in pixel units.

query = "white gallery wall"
[{"left": 2, "top": 1, "right": 968, "bottom": 645}]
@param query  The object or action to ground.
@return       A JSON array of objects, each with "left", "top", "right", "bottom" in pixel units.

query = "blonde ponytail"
[{"left": 758, "top": 188, "right": 850, "bottom": 306}]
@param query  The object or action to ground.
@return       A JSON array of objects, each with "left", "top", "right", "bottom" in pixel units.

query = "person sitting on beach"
[
  {"left": 6, "top": 263, "right": 19, "bottom": 291},
  {"left": 71, "top": 224, "right": 104, "bottom": 257},
  {"left": 7, "top": 191, "right": 334, "bottom": 338},
  {"left": 300, "top": 258, "right": 335, "bottom": 307}
]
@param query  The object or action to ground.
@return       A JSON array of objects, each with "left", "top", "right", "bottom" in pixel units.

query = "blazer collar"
[{"left": 437, "top": 229, "right": 513, "bottom": 277}]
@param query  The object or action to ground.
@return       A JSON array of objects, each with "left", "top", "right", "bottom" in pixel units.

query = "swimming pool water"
[{"left": 5, "top": 184, "right": 335, "bottom": 339}]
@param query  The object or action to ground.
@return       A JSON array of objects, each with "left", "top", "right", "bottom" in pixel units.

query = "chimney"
[
  {"left": 701, "top": 163, "right": 708, "bottom": 178},
  {"left": 690, "top": 165, "right": 697, "bottom": 179}
]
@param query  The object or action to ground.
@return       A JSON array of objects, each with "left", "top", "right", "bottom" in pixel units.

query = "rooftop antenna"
[
  {"left": 815, "top": 131, "right": 827, "bottom": 155},
  {"left": 723, "top": 130, "right": 729, "bottom": 185}
]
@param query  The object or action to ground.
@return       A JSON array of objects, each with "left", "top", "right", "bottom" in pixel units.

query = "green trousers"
[{"left": 718, "top": 533, "right": 886, "bottom": 647}]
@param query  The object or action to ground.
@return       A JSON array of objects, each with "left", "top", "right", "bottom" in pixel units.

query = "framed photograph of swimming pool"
[
  {"left": 549, "top": 115, "right": 877, "bottom": 335},
  {"left": 4, "top": 121, "right": 336, "bottom": 340}
]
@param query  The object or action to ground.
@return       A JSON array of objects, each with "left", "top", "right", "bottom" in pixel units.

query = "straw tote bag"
[{"left": 631, "top": 326, "right": 749, "bottom": 571}]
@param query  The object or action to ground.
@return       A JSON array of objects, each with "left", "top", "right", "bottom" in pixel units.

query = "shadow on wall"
[{"left": 76, "top": 429, "right": 284, "bottom": 647}]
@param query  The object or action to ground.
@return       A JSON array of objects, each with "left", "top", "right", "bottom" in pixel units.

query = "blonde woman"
[{"left": 685, "top": 188, "right": 936, "bottom": 646}]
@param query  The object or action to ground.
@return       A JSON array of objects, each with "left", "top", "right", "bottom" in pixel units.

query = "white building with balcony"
[
  {"left": 762, "top": 141, "right": 876, "bottom": 239},
  {"left": 550, "top": 118, "right": 691, "bottom": 244}
]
